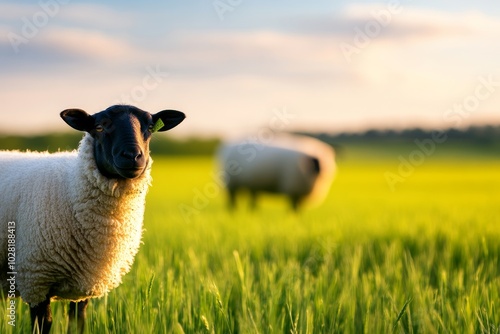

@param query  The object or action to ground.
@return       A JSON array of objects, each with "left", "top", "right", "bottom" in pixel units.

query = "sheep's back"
[
  {"left": 0, "top": 150, "right": 76, "bottom": 224},
  {"left": 220, "top": 143, "right": 314, "bottom": 195}
]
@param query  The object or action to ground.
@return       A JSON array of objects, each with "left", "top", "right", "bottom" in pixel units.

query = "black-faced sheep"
[
  {"left": 0, "top": 105, "right": 185, "bottom": 333},
  {"left": 218, "top": 134, "right": 335, "bottom": 210}
]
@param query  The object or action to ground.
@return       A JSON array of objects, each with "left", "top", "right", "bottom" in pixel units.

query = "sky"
[{"left": 1, "top": 0, "right": 499, "bottom": 138}]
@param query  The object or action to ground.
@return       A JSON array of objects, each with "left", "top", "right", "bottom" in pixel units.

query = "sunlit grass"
[{"left": 2, "top": 146, "right": 499, "bottom": 333}]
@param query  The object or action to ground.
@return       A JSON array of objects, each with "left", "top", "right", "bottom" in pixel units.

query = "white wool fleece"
[{"left": 0, "top": 133, "right": 152, "bottom": 305}]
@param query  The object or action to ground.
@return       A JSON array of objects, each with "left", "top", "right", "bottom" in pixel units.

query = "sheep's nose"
[
  {"left": 121, "top": 149, "right": 144, "bottom": 162},
  {"left": 121, "top": 149, "right": 143, "bottom": 161}
]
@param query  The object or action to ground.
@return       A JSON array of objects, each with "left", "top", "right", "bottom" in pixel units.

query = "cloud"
[
  {"left": 0, "top": 28, "right": 149, "bottom": 78},
  {"left": 157, "top": 30, "right": 347, "bottom": 80},
  {"left": 293, "top": 4, "right": 500, "bottom": 42},
  {"left": 0, "top": 3, "right": 145, "bottom": 74},
  {"left": 36, "top": 28, "right": 145, "bottom": 62},
  {"left": 3, "top": 3, "right": 497, "bottom": 81},
  {"left": 58, "top": 3, "right": 135, "bottom": 30},
  {"left": 0, "top": 2, "right": 134, "bottom": 29},
  {"left": 0, "top": 3, "right": 42, "bottom": 21}
]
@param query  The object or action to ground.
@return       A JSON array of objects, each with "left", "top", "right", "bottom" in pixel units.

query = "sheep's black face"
[
  {"left": 91, "top": 106, "right": 152, "bottom": 179},
  {"left": 60, "top": 105, "right": 185, "bottom": 179}
]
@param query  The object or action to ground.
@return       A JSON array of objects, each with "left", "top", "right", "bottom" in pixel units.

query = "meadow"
[{"left": 2, "top": 142, "right": 499, "bottom": 333}]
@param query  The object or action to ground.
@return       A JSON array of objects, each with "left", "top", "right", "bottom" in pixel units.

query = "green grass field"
[{"left": 2, "top": 143, "right": 500, "bottom": 333}]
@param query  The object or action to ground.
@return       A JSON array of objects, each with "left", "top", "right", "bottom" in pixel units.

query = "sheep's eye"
[{"left": 95, "top": 125, "right": 104, "bottom": 132}]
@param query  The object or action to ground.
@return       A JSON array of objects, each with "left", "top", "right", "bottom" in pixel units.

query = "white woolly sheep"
[
  {"left": 218, "top": 134, "right": 335, "bottom": 210},
  {"left": 0, "top": 105, "right": 185, "bottom": 333}
]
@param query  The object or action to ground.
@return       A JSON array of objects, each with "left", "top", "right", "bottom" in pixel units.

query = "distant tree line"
[
  {"left": 299, "top": 125, "right": 500, "bottom": 147},
  {"left": 0, "top": 133, "right": 221, "bottom": 156},
  {"left": 0, "top": 125, "right": 499, "bottom": 155}
]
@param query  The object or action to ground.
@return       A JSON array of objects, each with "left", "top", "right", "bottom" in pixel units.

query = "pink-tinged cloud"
[{"left": 34, "top": 28, "right": 145, "bottom": 63}]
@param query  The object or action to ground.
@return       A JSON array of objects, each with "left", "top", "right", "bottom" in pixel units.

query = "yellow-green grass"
[{"left": 2, "top": 147, "right": 499, "bottom": 333}]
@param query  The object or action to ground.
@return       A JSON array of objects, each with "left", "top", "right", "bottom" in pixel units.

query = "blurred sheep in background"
[{"left": 218, "top": 134, "right": 335, "bottom": 211}]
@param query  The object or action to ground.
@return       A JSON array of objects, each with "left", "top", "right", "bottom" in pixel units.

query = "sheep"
[
  {"left": 0, "top": 105, "right": 185, "bottom": 334},
  {"left": 218, "top": 134, "right": 335, "bottom": 210}
]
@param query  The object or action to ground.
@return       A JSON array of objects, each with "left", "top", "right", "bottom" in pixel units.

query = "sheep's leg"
[
  {"left": 228, "top": 187, "right": 237, "bottom": 210},
  {"left": 68, "top": 299, "right": 89, "bottom": 334},
  {"left": 290, "top": 196, "right": 302, "bottom": 211},
  {"left": 30, "top": 296, "right": 52, "bottom": 334}
]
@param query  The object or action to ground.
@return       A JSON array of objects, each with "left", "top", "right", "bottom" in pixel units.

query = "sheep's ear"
[
  {"left": 60, "top": 109, "right": 95, "bottom": 132},
  {"left": 151, "top": 109, "right": 185, "bottom": 132}
]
